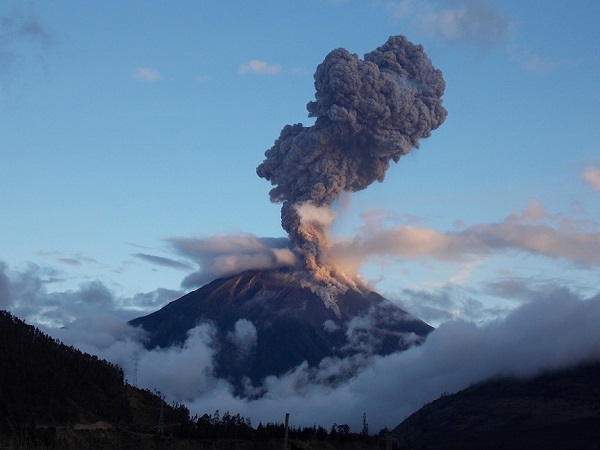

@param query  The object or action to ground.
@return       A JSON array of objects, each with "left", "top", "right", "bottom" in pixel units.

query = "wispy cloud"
[
  {"left": 57, "top": 258, "right": 82, "bottom": 267},
  {"left": 582, "top": 167, "right": 600, "bottom": 191},
  {"left": 423, "top": 2, "right": 510, "bottom": 47},
  {"left": 38, "top": 251, "right": 99, "bottom": 268},
  {"left": 522, "top": 54, "right": 579, "bottom": 74},
  {"left": 194, "top": 74, "right": 212, "bottom": 84},
  {"left": 167, "top": 233, "right": 296, "bottom": 288},
  {"left": 133, "top": 253, "right": 194, "bottom": 271},
  {"left": 329, "top": 199, "right": 600, "bottom": 272},
  {"left": 238, "top": 59, "right": 282, "bottom": 75},
  {"left": 522, "top": 54, "right": 558, "bottom": 74},
  {"left": 388, "top": 0, "right": 511, "bottom": 48},
  {"left": 398, "top": 284, "right": 492, "bottom": 325},
  {"left": 0, "top": 6, "right": 52, "bottom": 46},
  {"left": 133, "top": 67, "right": 162, "bottom": 83},
  {"left": 0, "top": 4, "right": 52, "bottom": 75},
  {"left": 387, "top": 0, "right": 413, "bottom": 21}
]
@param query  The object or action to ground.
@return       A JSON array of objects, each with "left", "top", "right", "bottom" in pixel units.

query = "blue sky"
[
  {"left": 2, "top": 0, "right": 600, "bottom": 326},
  {"left": 2, "top": 0, "right": 600, "bottom": 431}
]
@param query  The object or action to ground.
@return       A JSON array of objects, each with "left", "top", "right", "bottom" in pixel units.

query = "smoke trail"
[{"left": 257, "top": 35, "right": 447, "bottom": 290}]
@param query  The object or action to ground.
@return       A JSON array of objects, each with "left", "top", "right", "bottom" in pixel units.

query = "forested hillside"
[
  {"left": 0, "top": 310, "right": 131, "bottom": 428},
  {"left": 0, "top": 310, "right": 380, "bottom": 449},
  {"left": 393, "top": 361, "right": 600, "bottom": 449}
]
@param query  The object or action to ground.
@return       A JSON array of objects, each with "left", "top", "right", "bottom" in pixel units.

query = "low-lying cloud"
[
  {"left": 35, "top": 281, "right": 600, "bottom": 433},
  {"left": 228, "top": 318, "right": 258, "bottom": 357}
]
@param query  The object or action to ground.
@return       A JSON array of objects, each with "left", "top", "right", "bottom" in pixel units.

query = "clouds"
[
  {"left": 37, "top": 279, "right": 600, "bottom": 433},
  {"left": 0, "top": 262, "right": 11, "bottom": 309},
  {"left": 119, "top": 196, "right": 599, "bottom": 327},
  {"left": 0, "top": 261, "right": 182, "bottom": 327},
  {"left": 389, "top": 0, "right": 511, "bottom": 48},
  {"left": 167, "top": 233, "right": 297, "bottom": 288},
  {"left": 13, "top": 195, "right": 592, "bottom": 332},
  {"left": 3, "top": 199, "right": 600, "bottom": 433},
  {"left": 228, "top": 318, "right": 257, "bottom": 357},
  {"left": 133, "top": 67, "right": 162, "bottom": 83},
  {"left": 0, "top": 0, "right": 596, "bottom": 435},
  {"left": 328, "top": 199, "right": 600, "bottom": 273},
  {"left": 131, "top": 58, "right": 283, "bottom": 85},
  {"left": 521, "top": 54, "right": 554, "bottom": 74},
  {"left": 519, "top": 49, "right": 583, "bottom": 75},
  {"left": 239, "top": 59, "right": 281, "bottom": 75},
  {"left": 217, "top": 288, "right": 600, "bottom": 430},
  {"left": 387, "top": 0, "right": 586, "bottom": 78},
  {"left": 0, "top": 3, "right": 52, "bottom": 80},
  {"left": 583, "top": 167, "right": 600, "bottom": 191},
  {"left": 0, "top": 4, "right": 52, "bottom": 51},
  {"left": 420, "top": 1, "right": 510, "bottom": 47},
  {"left": 137, "top": 323, "right": 218, "bottom": 401},
  {"left": 133, "top": 253, "right": 194, "bottom": 271},
  {"left": 398, "top": 284, "right": 489, "bottom": 326}
]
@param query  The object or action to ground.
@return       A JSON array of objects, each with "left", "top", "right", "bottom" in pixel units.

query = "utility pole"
[{"left": 283, "top": 413, "right": 289, "bottom": 450}]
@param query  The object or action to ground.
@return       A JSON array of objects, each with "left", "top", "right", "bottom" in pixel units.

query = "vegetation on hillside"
[
  {"left": 0, "top": 310, "right": 383, "bottom": 449},
  {"left": 0, "top": 310, "right": 131, "bottom": 428},
  {"left": 393, "top": 361, "right": 600, "bottom": 449}
]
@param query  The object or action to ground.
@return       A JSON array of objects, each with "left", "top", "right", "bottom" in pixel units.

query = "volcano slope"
[{"left": 130, "top": 269, "right": 432, "bottom": 388}]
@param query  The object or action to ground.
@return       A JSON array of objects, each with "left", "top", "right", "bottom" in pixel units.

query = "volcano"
[{"left": 130, "top": 269, "right": 432, "bottom": 388}]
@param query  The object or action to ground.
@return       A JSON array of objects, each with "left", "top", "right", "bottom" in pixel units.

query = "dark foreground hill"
[
  {"left": 0, "top": 310, "right": 131, "bottom": 428},
  {"left": 129, "top": 269, "right": 433, "bottom": 387},
  {"left": 0, "top": 310, "right": 187, "bottom": 446},
  {"left": 0, "top": 310, "right": 378, "bottom": 449},
  {"left": 393, "top": 361, "right": 600, "bottom": 449}
]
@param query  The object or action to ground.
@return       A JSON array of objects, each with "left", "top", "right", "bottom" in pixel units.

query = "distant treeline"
[{"left": 175, "top": 408, "right": 382, "bottom": 444}]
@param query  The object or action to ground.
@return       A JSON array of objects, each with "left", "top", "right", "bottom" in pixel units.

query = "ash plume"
[{"left": 257, "top": 35, "right": 447, "bottom": 291}]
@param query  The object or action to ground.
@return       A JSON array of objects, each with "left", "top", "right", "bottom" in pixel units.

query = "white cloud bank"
[
  {"left": 41, "top": 284, "right": 600, "bottom": 432},
  {"left": 3, "top": 196, "right": 599, "bottom": 432}
]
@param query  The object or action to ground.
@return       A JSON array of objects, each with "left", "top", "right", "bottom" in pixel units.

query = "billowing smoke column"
[{"left": 257, "top": 35, "right": 447, "bottom": 292}]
